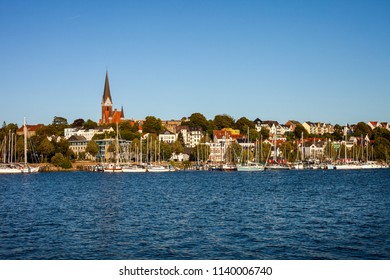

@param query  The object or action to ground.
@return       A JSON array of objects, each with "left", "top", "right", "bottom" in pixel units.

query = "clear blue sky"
[{"left": 1, "top": 0, "right": 389, "bottom": 126}]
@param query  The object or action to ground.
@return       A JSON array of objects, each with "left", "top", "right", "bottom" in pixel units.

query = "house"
[
  {"left": 175, "top": 126, "right": 204, "bottom": 148},
  {"left": 162, "top": 120, "right": 182, "bottom": 134},
  {"left": 302, "top": 139, "right": 326, "bottom": 160},
  {"left": 68, "top": 135, "right": 88, "bottom": 159},
  {"left": 158, "top": 130, "right": 177, "bottom": 144},
  {"left": 303, "top": 121, "right": 334, "bottom": 135},
  {"left": 16, "top": 124, "right": 44, "bottom": 137},
  {"left": 64, "top": 127, "right": 114, "bottom": 141},
  {"left": 285, "top": 120, "right": 301, "bottom": 132}
]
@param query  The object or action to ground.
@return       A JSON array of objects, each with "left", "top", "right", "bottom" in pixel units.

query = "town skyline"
[{"left": 1, "top": 1, "right": 389, "bottom": 126}]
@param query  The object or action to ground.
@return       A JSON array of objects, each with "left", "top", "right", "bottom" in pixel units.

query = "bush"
[{"left": 51, "top": 153, "right": 73, "bottom": 169}]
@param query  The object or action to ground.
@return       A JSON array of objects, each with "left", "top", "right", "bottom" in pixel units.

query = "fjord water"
[{"left": 0, "top": 170, "right": 389, "bottom": 260}]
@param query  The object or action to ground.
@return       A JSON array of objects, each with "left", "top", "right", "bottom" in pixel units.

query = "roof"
[
  {"left": 102, "top": 71, "right": 112, "bottom": 103},
  {"left": 68, "top": 135, "right": 87, "bottom": 141}
]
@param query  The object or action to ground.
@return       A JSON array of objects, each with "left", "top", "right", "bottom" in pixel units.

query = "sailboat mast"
[{"left": 24, "top": 117, "right": 27, "bottom": 165}]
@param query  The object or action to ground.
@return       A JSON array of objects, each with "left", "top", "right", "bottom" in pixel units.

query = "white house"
[
  {"left": 158, "top": 130, "right": 177, "bottom": 144},
  {"left": 64, "top": 127, "right": 114, "bottom": 141}
]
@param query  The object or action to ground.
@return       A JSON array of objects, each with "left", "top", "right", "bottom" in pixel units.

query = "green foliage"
[
  {"left": 213, "top": 114, "right": 235, "bottom": 130},
  {"left": 52, "top": 116, "right": 68, "bottom": 126},
  {"left": 294, "top": 124, "right": 308, "bottom": 139},
  {"left": 260, "top": 128, "right": 270, "bottom": 140},
  {"left": 373, "top": 137, "right": 390, "bottom": 161},
  {"left": 86, "top": 140, "right": 99, "bottom": 157},
  {"left": 38, "top": 138, "right": 55, "bottom": 162},
  {"left": 83, "top": 119, "right": 98, "bottom": 129},
  {"left": 71, "top": 118, "right": 85, "bottom": 127},
  {"left": 332, "top": 124, "right": 344, "bottom": 141},
  {"left": 143, "top": 116, "right": 163, "bottom": 134},
  {"left": 172, "top": 139, "right": 184, "bottom": 155},
  {"left": 51, "top": 153, "right": 72, "bottom": 169},
  {"left": 353, "top": 122, "right": 373, "bottom": 138},
  {"left": 235, "top": 117, "right": 255, "bottom": 133}
]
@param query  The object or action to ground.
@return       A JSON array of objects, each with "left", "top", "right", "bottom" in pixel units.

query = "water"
[{"left": 0, "top": 169, "right": 389, "bottom": 260}]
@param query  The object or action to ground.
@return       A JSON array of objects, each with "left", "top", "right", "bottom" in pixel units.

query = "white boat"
[
  {"left": 236, "top": 162, "right": 264, "bottom": 172},
  {"left": 147, "top": 165, "right": 172, "bottom": 172},
  {"left": 361, "top": 161, "right": 387, "bottom": 169},
  {"left": 0, "top": 164, "right": 23, "bottom": 174},
  {"left": 331, "top": 163, "right": 362, "bottom": 170},
  {"left": 122, "top": 164, "right": 146, "bottom": 173},
  {"left": 266, "top": 164, "right": 289, "bottom": 170},
  {"left": 104, "top": 163, "right": 123, "bottom": 172}
]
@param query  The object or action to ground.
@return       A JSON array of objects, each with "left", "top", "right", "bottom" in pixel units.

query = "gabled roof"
[{"left": 68, "top": 135, "right": 87, "bottom": 142}]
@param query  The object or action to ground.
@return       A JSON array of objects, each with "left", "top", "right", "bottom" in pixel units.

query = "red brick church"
[{"left": 99, "top": 71, "right": 125, "bottom": 125}]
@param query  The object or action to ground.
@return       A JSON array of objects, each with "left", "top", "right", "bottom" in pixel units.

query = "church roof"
[{"left": 102, "top": 71, "right": 112, "bottom": 103}]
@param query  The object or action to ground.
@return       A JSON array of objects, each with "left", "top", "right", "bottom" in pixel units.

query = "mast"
[{"left": 24, "top": 117, "right": 27, "bottom": 165}]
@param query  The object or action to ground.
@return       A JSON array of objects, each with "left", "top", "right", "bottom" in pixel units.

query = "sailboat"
[
  {"left": 122, "top": 136, "right": 146, "bottom": 172},
  {"left": 0, "top": 117, "right": 40, "bottom": 174},
  {"left": 236, "top": 128, "right": 264, "bottom": 172},
  {"left": 266, "top": 133, "right": 289, "bottom": 170},
  {"left": 104, "top": 123, "right": 123, "bottom": 172}
]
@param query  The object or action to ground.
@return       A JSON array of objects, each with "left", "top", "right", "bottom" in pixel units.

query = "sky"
[{"left": 1, "top": 0, "right": 389, "bottom": 126}]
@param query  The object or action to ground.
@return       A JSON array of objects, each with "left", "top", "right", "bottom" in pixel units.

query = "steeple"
[
  {"left": 101, "top": 71, "right": 113, "bottom": 124},
  {"left": 102, "top": 71, "right": 112, "bottom": 105},
  {"left": 120, "top": 106, "right": 125, "bottom": 120}
]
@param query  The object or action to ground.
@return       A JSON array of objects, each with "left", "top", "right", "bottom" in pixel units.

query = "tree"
[
  {"left": 71, "top": 118, "right": 85, "bottom": 128},
  {"left": 143, "top": 116, "right": 163, "bottom": 134},
  {"left": 332, "top": 124, "right": 344, "bottom": 141},
  {"left": 52, "top": 116, "right": 68, "bottom": 126},
  {"left": 38, "top": 138, "right": 55, "bottom": 162},
  {"left": 83, "top": 119, "right": 98, "bottom": 129},
  {"left": 235, "top": 117, "right": 255, "bottom": 134},
  {"left": 353, "top": 122, "right": 373, "bottom": 138},
  {"left": 86, "top": 140, "right": 99, "bottom": 158},
  {"left": 172, "top": 139, "right": 184, "bottom": 155},
  {"left": 188, "top": 113, "right": 210, "bottom": 131},
  {"left": 51, "top": 153, "right": 72, "bottom": 169},
  {"left": 213, "top": 114, "right": 235, "bottom": 130},
  {"left": 373, "top": 137, "right": 390, "bottom": 161},
  {"left": 294, "top": 123, "right": 308, "bottom": 139}
]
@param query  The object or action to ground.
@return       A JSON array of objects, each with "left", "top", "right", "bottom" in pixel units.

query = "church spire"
[
  {"left": 120, "top": 106, "right": 125, "bottom": 119},
  {"left": 102, "top": 70, "right": 112, "bottom": 104}
]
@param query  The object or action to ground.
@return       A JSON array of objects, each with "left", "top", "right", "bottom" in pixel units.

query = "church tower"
[{"left": 101, "top": 71, "right": 113, "bottom": 124}]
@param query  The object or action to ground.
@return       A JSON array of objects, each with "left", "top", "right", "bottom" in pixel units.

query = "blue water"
[{"left": 0, "top": 169, "right": 389, "bottom": 260}]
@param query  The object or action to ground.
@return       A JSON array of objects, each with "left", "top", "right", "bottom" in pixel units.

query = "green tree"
[
  {"left": 51, "top": 153, "right": 65, "bottom": 167},
  {"left": 353, "top": 122, "right": 373, "bottom": 138},
  {"left": 213, "top": 114, "right": 235, "bottom": 130},
  {"left": 71, "top": 118, "right": 85, "bottom": 127},
  {"left": 143, "top": 116, "right": 163, "bottom": 134},
  {"left": 235, "top": 117, "right": 255, "bottom": 133},
  {"left": 294, "top": 124, "right": 308, "bottom": 139},
  {"left": 172, "top": 139, "right": 184, "bottom": 155},
  {"left": 332, "top": 124, "right": 344, "bottom": 141},
  {"left": 86, "top": 140, "right": 99, "bottom": 158},
  {"left": 38, "top": 138, "right": 55, "bottom": 162},
  {"left": 83, "top": 119, "right": 98, "bottom": 129},
  {"left": 373, "top": 137, "right": 390, "bottom": 161},
  {"left": 52, "top": 116, "right": 68, "bottom": 126},
  {"left": 187, "top": 113, "right": 210, "bottom": 131}
]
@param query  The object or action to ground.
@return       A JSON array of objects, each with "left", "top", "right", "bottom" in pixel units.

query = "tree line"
[{"left": 1, "top": 114, "right": 390, "bottom": 166}]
